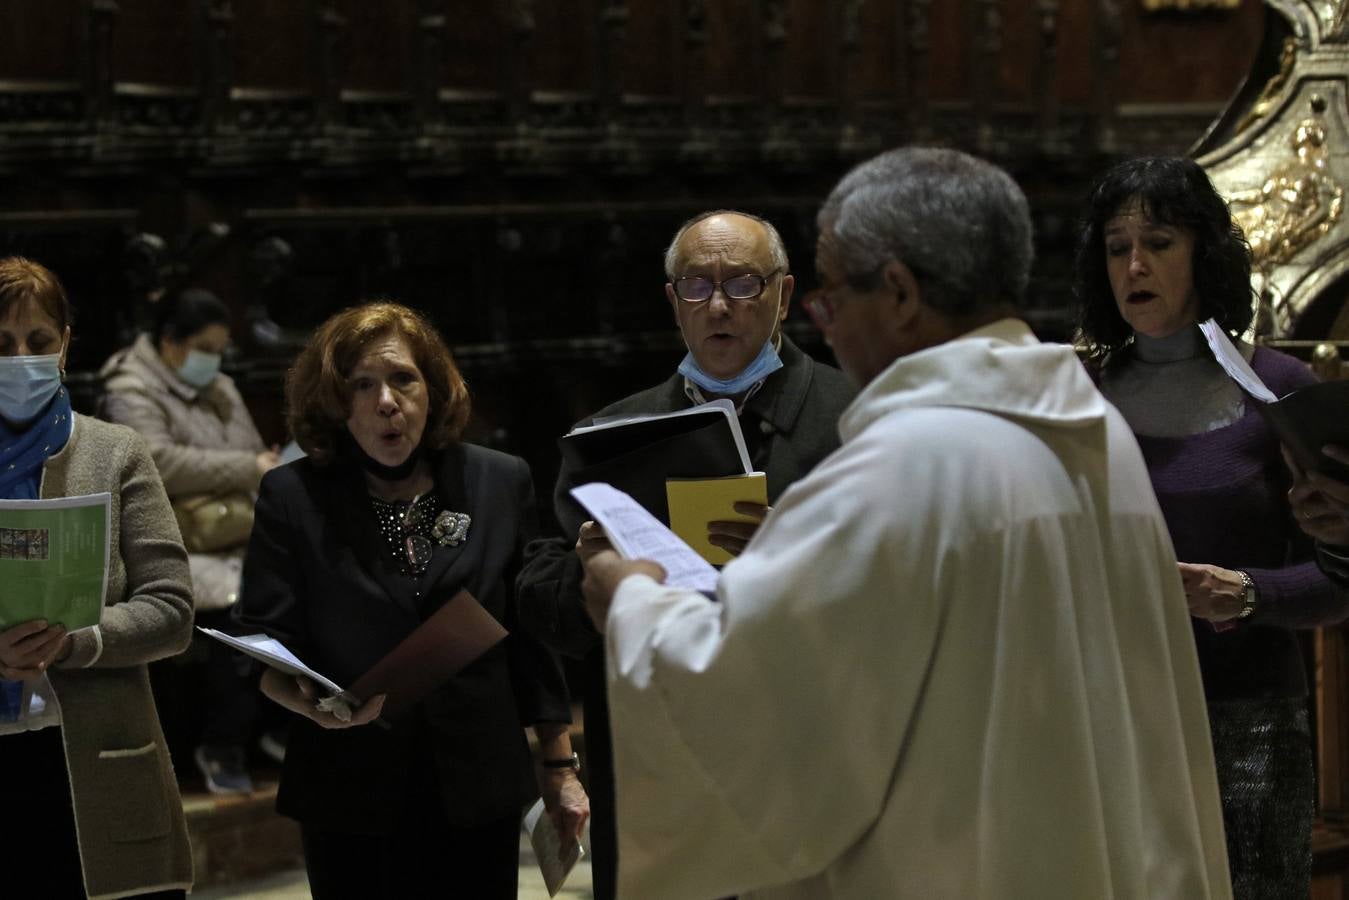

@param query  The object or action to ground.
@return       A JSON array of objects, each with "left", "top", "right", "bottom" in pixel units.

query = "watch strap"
[
  {"left": 540, "top": 752, "right": 581, "bottom": 771},
  {"left": 1236, "top": 570, "right": 1257, "bottom": 620}
]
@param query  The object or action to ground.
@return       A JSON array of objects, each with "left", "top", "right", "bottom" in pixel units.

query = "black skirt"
[{"left": 1208, "top": 697, "right": 1314, "bottom": 900}]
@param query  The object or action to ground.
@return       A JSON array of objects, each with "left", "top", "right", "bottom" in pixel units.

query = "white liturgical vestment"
[{"left": 604, "top": 319, "right": 1231, "bottom": 900}]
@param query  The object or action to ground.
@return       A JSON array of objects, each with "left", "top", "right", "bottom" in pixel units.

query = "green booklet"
[{"left": 0, "top": 493, "right": 110, "bottom": 631}]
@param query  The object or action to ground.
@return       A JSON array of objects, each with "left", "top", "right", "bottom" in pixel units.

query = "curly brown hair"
[
  {"left": 287, "top": 302, "right": 470, "bottom": 465},
  {"left": 0, "top": 256, "right": 72, "bottom": 332}
]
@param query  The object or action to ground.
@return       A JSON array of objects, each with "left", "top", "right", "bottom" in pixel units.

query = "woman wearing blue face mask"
[
  {"left": 0, "top": 256, "right": 195, "bottom": 898},
  {"left": 101, "top": 288, "right": 281, "bottom": 797}
]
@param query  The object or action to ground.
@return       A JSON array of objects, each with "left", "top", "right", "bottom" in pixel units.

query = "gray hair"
[
  {"left": 817, "top": 147, "right": 1033, "bottom": 317},
  {"left": 663, "top": 209, "right": 790, "bottom": 280}
]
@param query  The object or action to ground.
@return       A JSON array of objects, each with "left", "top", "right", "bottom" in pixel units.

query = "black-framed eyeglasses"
[{"left": 674, "top": 269, "right": 783, "bottom": 303}]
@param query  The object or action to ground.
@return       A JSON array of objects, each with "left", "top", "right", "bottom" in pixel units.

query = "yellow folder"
[{"left": 665, "top": 473, "right": 768, "bottom": 566}]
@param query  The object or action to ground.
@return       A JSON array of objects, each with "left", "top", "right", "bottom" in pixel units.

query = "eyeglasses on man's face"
[{"left": 673, "top": 268, "right": 783, "bottom": 303}]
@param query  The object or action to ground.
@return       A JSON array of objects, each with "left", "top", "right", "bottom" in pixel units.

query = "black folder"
[
  {"left": 1254, "top": 378, "right": 1349, "bottom": 481},
  {"left": 556, "top": 406, "right": 749, "bottom": 534}
]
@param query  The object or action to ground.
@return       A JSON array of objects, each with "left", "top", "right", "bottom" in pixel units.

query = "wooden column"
[
  {"left": 314, "top": 0, "right": 346, "bottom": 132},
  {"left": 1091, "top": 0, "right": 1122, "bottom": 154},
  {"left": 87, "top": 0, "right": 120, "bottom": 129},
  {"left": 1034, "top": 0, "right": 1062, "bottom": 156},
  {"left": 906, "top": 0, "right": 933, "bottom": 142},
  {"left": 970, "top": 0, "right": 1001, "bottom": 155},
  {"left": 201, "top": 0, "right": 235, "bottom": 134},
  {"left": 415, "top": 0, "right": 448, "bottom": 126}
]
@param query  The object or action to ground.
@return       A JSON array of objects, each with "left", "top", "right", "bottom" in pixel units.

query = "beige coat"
[
  {"left": 101, "top": 334, "right": 265, "bottom": 610},
  {"left": 44, "top": 414, "right": 195, "bottom": 899}
]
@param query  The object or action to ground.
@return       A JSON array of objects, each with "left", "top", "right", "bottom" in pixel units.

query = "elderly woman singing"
[{"left": 234, "top": 301, "right": 587, "bottom": 899}]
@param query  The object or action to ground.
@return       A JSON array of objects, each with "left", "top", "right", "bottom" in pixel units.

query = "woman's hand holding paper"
[{"left": 260, "top": 668, "right": 386, "bottom": 729}]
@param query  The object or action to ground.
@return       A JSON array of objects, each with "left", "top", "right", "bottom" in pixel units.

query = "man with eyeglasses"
[
  {"left": 515, "top": 209, "right": 854, "bottom": 900},
  {"left": 576, "top": 149, "right": 1231, "bottom": 899}
]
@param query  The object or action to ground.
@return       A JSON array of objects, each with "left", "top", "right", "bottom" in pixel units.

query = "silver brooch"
[{"left": 432, "top": 510, "right": 471, "bottom": 547}]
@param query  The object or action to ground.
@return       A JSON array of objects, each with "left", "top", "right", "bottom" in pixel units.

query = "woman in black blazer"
[{"left": 235, "top": 302, "right": 588, "bottom": 899}]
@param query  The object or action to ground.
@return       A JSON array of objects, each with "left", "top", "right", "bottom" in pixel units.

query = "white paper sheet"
[
  {"left": 523, "top": 797, "right": 584, "bottom": 897},
  {"left": 197, "top": 628, "right": 348, "bottom": 697},
  {"left": 569, "top": 483, "right": 720, "bottom": 593},
  {"left": 1198, "top": 318, "right": 1277, "bottom": 403}
]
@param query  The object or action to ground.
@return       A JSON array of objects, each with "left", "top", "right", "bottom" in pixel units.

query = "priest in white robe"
[{"left": 580, "top": 147, "right": 1232, "bottom": 900}]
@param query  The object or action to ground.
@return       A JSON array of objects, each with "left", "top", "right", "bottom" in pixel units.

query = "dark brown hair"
[
  {"left": 287, "top": 301, "right": 470, "bottom": 465},
  {"left": 0, "top": 256, "right": 72, "bottom": 332},
  {"left": 1073, "top": 156, "right": 1254, "bottom": 369}
]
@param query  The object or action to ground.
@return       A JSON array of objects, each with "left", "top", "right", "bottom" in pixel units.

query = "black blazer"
[{"left": 234, "top": 442, "right": 570, "bottom": 834}]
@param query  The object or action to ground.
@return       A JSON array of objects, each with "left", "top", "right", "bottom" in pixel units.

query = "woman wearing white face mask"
[
  {"left": 0, "top": 256, "right": 195, "bottom": 898},
  {"left": 101, "top": 288, "right": 280, "bottom": 796}
]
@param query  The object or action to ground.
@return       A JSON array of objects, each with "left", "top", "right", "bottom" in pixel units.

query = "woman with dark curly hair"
[
  {"left": 1074, "top": 156, "right": 1348, "bottom": 899},
  {"left": 233, "top": 301, "right": 588, "bottom": 899}
]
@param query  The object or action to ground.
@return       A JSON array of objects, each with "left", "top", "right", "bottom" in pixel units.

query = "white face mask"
[
  {"left": 177, "top": 349, "right": 222, "bottom": 388},
  {"left": 0, "top": 354, "right": 62, "bottom": 424}
]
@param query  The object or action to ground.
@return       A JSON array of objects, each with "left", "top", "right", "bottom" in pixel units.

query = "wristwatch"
[
  {"left": 541, "top": 752, "right": 581, "bottom": 772},
  {"left": 1236, "top": 570, "right": 1258, "bottom": 620}
]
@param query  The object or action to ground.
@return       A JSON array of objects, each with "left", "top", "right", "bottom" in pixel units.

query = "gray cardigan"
[{"left": 42, "top": 414, "right": 195, "bottom": 899}]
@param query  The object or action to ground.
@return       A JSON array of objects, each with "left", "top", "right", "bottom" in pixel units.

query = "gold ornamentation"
[
  {"left": 1230, "top": 118, "right": 1345, "bottom": 272},
  {"left": 1233, "top": 38, "right": 1298, "bottom": 137}
]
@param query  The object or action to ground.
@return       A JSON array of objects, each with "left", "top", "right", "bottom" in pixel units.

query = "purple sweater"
[{"left": 1133, "top": 347, "right": 1348, "bottom": 701}]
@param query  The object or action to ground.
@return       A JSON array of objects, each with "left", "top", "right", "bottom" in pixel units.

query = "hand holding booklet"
[{"left": 0, "top": 493, "right": 111, "bottom": 631}]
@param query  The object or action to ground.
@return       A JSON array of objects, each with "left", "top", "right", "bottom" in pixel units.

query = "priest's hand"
[
  {"left": 1178, "top": 562, "right": 1246, "bottom": 622},
  {"left": 707, "top": 501, "right": 772, "bottom": 558},
  {"left": 260, "top": 669, "right": 386, "bottom": 729},
  {"left": 574, "top": 520, "right": 614, "bottom": 563},
  {"left": 0, "top": 620, "right": 68, "bottom": 680},
  {"left": 581, "top": 549, "right": 667, "bottom": 634},
  {"left": 1285, "top": 444, "right": 1349, "bottom": 547}
]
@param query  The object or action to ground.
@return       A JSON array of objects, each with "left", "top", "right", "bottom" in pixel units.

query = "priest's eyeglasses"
[{"left": 674, "top": 269, "right": 782, "bottom": 303}]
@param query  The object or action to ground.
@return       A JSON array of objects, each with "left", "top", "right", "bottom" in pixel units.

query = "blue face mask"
[
  {"left": 677, "top": 340, "right": 784, "bottom": 397},
  {"left": 177, "top": 349, "right": 222, "bottom": 389},
  {"left": 0, "top": 354, "right": 63, "bottom": 425}
]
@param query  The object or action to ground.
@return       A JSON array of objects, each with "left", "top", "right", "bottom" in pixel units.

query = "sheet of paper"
[
  {"left": 198, "top": 628, "right": 348, "bottom": 697},
  {"left": 0, "top": 492, "right": 111, "bottom": 631},
  {"left": 277, "top": 440, "right": 307, "bottom": 465},
  {"left": 524, "top": 797, "right": 584, "bottom": 897},
  {"left": 1198, "top": 318, "right": 1277, "bottom": 403},
  {"left": 571, "top": 483, "right": 720, "bottom": 593}
]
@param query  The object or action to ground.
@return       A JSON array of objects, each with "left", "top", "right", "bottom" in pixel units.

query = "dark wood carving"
[
  {"left": 907, "top": 0, "right": 933, "bottom": 141},
  {"left": 1092, "top": 0, "right": 1123, "bottom": 154},
  {"left": 202, "top": 0, "right": 235, "bottom": 134}
]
